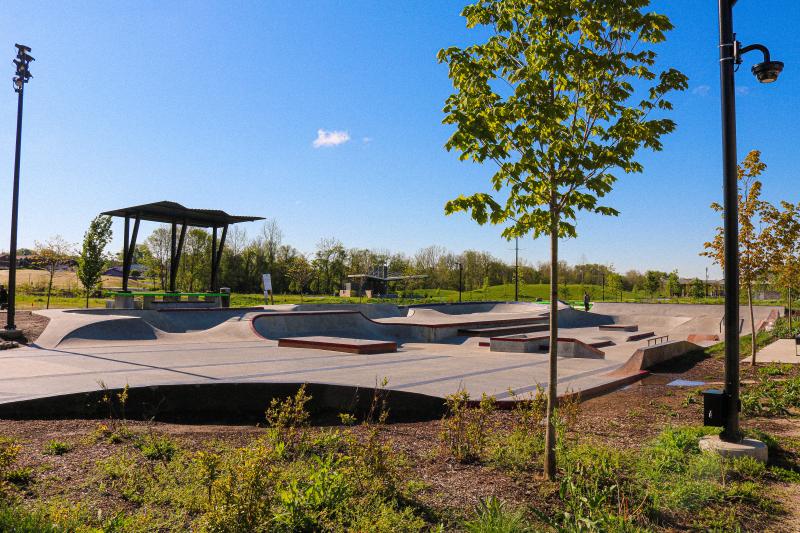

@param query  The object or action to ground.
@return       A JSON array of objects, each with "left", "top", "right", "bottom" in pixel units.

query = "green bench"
[{"left": 107, "top": 291, "right": 229, "bottom": 309}]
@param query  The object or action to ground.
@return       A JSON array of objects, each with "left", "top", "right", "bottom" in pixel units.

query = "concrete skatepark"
[{"left": 0, "top": 301, "right": 783, "bottom": 421}]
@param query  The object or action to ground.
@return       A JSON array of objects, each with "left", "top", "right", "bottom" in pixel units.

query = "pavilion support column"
[
  {"left": 122, "top": 216, "right": 130, "bottom": 292},
  {"left": 122, "top": 215, "right": 140, "bottom": 293},
  {"left": 169, "top": 222, "right": 177, "bottom": 293},
  {"left": 210, "top": 224, "right": 227, "bottom": 292},
  {"left": 168, "top": 222, "right": 188, "bottom": 293}
]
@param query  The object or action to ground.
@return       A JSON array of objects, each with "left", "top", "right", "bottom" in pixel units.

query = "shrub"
[
  {"left": 199, "top": 442, "right": 277, "bottom": 532},
  {"left": 440, "top": 390, "right": 496, "bottom": 463},
  {"left": 5, "top": 467, "right": 33, "bottom": 488},
  {"left": 136, "top": 433, "right": 178, "bottom": 462},
  {"left": 771, "top": 316, "right": 800, "bottom": 339},
  {"left": 273, "top": 454, "right": 351, "bottom": 531},
  {"left": 537, "top": 443, "right": 648, "bottom": 532},
  {"left": 338, "top": 413, "right": 357, "bottom": 426},
  {"left": 266, "top": 384, "right": 312, "bottom": 448},
  {"left": 194, "top": 451, "right": 222, "bottom": 504},
  {"left": 0, "top": 437, "right": 21, "bottom": 495},
  {"left": 43, "top": 440, "right": 72, "bottom": 456},
  {"left": 741, "top": 375, "right": 800, "bottom": 417},
  {"left": 464, "top": 497, "right": 529, "bottom": 533},
  {"left": 757, "top": 362, "right": 793, "bottom": 377},
  {"left": 0, "top": 503, "right": 60, "bottom": 532}
]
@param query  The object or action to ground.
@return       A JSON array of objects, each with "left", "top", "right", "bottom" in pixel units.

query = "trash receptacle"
[
  {"left": 702, "top": 389, "right": 728, "bottom": 427},
  {"left": 220, "top": 287, "right": 230, "bottom": 308}
]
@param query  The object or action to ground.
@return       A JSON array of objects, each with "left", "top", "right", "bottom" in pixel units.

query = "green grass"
[{"left": 9, "top": 281, "right": 791, "bottom": 310}]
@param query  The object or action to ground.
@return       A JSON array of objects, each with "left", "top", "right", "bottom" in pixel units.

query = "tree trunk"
[
  {"left": 544, "top": 209, "right": 559, "bottom": 481},
  {"left": 748, "top": 282, "right": 757, "bottom": 366},
  {"left": 46, "top": 265, "right": 54, "bottom": 310},
  {"left": 789, "top": 287, "right": 793, "bottom": 336}
]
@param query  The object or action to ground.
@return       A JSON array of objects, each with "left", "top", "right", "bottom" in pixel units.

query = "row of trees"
[{"left": 32, "top": 215, "right": 726, "bottom": 305}]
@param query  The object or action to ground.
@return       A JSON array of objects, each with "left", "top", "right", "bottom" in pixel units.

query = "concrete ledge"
[
  {"left": 0, "top": 382, "right": 446, "bottom": 423},
  {"left": 458, "top": 322, "right": 548, "bottom": 337},
  {"left": 626, "top": 331, "right": 655, "bottom": 342},
  {"left": 489, "top": 335, "right": 605, "bottom": 359},
  {"left": 590, "top": 340, "right": 616, "bottom": 349},
  {"left": 599, "top": 324, "right": 638, "bottom": 332},
  {"left": 278, "top": 336, "right": 397, "bottom": 354},
  {"left": 687, "top": 334, "right": 720, "bottom": 343}
]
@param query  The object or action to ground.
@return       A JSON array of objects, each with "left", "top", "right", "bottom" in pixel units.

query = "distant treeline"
[{"left": 111, "top": 220, "right": 695, "bottom": 296}]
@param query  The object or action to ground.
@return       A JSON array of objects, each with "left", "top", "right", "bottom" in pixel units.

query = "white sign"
[{"left": 262, "top": 274, "right": 272, "bottom": 292}]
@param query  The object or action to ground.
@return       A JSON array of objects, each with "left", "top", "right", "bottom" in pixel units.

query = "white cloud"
[
  {"left": 736, "top": 86, "right": 750, "bottom": 96},
  {"left": 362, "top": 137, "right": 373, "bottom": 144},
  {"left": 692, "top": 84, "right": 711, "bottom": 97},
  {"left": 313, "top": 129, "right": 350, "bottom": 148}
]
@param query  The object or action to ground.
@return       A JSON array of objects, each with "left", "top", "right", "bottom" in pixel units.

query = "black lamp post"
[
  {"left": 717, "top": 0, "right": 782, "bottom": 442},
  {"left": 456, "top": 262, "right": 463, "bottom": 303},
  {"left": 514, "top": 237, "right": 519, "bottom": 302},
  {"left": 4, "top": 44, "right": 33, "bottom": 336}
]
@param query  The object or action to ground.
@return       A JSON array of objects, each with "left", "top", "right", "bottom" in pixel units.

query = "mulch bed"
[
  {"left": 0, "top": 310, "right": 49, "bottom": 343},
  {"left": 0, "top": 347, "right": 799, "bottom": 530}
]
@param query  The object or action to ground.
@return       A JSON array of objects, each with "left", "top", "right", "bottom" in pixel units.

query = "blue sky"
[{"left": 0, "top": 0, "right": 797, "bottom": 278}]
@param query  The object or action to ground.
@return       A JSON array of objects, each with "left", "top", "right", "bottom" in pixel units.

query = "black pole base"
[{"left": 0, "top": 328, "right": 26, "bottom": 342}]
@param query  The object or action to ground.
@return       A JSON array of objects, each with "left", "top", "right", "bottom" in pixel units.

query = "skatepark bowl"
[{"left": 0, "top": 301, "right": 782, "bottom": 422}]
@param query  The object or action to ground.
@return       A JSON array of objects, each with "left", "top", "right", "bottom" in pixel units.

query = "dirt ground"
[
  {"left": 1, "top": 349, "right": 799, "bottom": 531},
  {"left": 0, "top": 310, "right": 49, "bottom": 343}
]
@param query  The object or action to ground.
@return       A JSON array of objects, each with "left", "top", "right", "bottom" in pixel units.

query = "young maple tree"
[
  {"left": 77, "top": 215, "right": 113, "bottom": 308},
  {"left": 762, "top": 200, "right": 800, "bottom": 335},
  {"left": 438, "top": 0, "right": 686, "bottom": 478},
  {"left": 32, "top": 235, "right": 74, "bottom": 309},
  {"left": 701, "top": 150, "right": 771, "bottom": 365}
]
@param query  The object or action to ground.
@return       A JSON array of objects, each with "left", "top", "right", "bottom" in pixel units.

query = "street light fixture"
[
  {"left": 714, "top": 0, "right": 782, "bottom": 443},
  {"left": 4, "top": 44, "right": 34, "bottom": 338}
]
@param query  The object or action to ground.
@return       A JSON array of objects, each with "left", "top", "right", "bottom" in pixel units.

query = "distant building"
[
  {"left": 0, "top": 253, "right": 36, "bottom": 269},
  {"left": 104, "top": 264, "right": 146, "bottom": 278},
  {"left": 678, "top": 277, "right": 724, "bottom": 298},
  {"left": 344, "top": 265, "right": 426, "bottom": 298}
]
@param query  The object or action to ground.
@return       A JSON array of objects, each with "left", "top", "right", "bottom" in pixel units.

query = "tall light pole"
[
  {"left": 4, "top": 44, "right": 33, "bottom": 336},
  {"left": 717, "top": 0, "right": 783, "bottom": 442},
  {"left": 456, "top": 262, "right": 463, "bottom": 303},
  {"left": 514, "top": 237, "right": 519, "bottom": 301}
]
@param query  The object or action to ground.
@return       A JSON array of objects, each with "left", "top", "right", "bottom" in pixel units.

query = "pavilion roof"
[{"left": 101, "top": 201, "right": 264, "bottom": 228}]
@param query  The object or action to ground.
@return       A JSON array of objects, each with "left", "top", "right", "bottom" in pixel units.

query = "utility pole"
[{"left": 4, "top": 44, "right": 33, "bottom": 339}]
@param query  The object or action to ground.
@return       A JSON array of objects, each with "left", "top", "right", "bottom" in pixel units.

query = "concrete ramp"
[
  {"left": 58, "top": 317, "right": 160, "bottom": 346},
  {"left": 252, "top": 311, "right": 418, "bottom": 341},
  {"left": 277, "top": 336, "right": 397, "bottom": 354},
  {"left": 406, "top": 301, "right": 553, "bottom": 316},
  {"left": 589, "top": 303, "right": 781, "bottom": 338},
  {"left": 610, "top": 340, "right": 702, "bottom": 376}
]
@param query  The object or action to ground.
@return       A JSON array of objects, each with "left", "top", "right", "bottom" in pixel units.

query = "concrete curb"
[{"left": 0, "top": 382, "right": 447, "bottom": 424}]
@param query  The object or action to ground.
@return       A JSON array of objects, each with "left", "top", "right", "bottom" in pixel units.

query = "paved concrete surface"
[
  {"left": 0, "top": 337, "right": 623, "bottom": 405},
  {"left": 752, "top": 338, "right": 800, "bottom": 363},
  {"left": 0, "top": 301, "right": 769, "bottom": 413}
]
